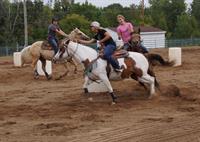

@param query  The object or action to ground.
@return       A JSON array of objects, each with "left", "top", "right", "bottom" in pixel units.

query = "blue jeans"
[
  {"left": 140, "top": 43, "right": 149, "bottom": 53},
  {"left": 103, "top": 44, "right": 120, "bottom": 69},
  {"left": 48, "top": 38, "right": 58, "bottom": 54},
  {"left": 123, "top": 43, "right": 130, "bottom": 50}
]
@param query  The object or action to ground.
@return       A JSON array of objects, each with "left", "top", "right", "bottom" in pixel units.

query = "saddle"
[
  {"left": 82, "top": 56, "right": 143, "bottom": 81},
  {"left": 41, "top": 41, "right": 53, "bottom": 50},
  {"left": 41, "top": 40, "right": 62, "bottom": 50},
  {"left": 112, "top": 49, "right": 129, "bottom": 59}
]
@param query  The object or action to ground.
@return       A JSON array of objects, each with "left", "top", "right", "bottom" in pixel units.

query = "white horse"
[{"left": 54, "top": 40, "right": 159, "bottom": 103}]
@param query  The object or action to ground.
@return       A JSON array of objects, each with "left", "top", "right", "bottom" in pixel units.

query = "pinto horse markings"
[
  {"left": 54, "top": 41, "right": 159, "bottom": 103},
  {"left": 129, "top": 34, "right": 174, "bottom": 66}
]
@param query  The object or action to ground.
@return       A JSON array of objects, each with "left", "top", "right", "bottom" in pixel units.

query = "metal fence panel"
[
  {"left": 0, "top": 38, "right": 200, "bottom": 56},
  {"left": 166, "top": 38, "right": 200, "bottom": 47}
]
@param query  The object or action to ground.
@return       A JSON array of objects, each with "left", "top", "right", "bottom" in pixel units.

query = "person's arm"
[
  {"left": 78, "top": 38, "right": 96, "bottom": 45},
  {"left": 56, "top": 29, "right": 68, "bottom": 37},
  {"left": 128, "top": 23, "right": 134, "bottom": 34},
  {"left": 99, "top": 32, "right": 111, "bottom": 45},
  {"left": 116, "top": 27, "right": 122, "bottom": 40}
]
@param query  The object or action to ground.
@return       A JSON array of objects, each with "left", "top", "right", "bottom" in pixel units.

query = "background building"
[{"left": 107, "top": 26, "right": 166, "bottom": 48}]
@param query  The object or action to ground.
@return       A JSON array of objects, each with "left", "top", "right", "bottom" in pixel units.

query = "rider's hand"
[
  {"left": 64, "top": 33, "right": 69, "bottom": 38},
  {"left": 72, "top": 38, "right": 78, "bottom": 43},
  {"left": 77, "top": 39, "right": 80, "bottom": 43}
]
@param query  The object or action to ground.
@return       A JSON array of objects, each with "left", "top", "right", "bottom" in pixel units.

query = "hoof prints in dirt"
[
  {"left": 141, "top": 117, "right": 174, "bottom": 123},
  {"left": 162, "top": 84, "right": 181, "bottom": 97},
  {"left": 35, "top": 122, "right": 78, "bottom": 136}
]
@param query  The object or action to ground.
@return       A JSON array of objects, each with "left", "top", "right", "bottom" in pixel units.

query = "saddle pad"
[
  {"left": 113, "top": 49, "right": 129, "bottom": 59},
  {"left": 41, "top": 41, "right": 53, "bottom": 50}
]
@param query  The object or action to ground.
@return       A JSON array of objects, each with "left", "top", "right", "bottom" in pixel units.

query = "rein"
[{"left": 63, "top": 40, "right": 79, "bottom": 60}]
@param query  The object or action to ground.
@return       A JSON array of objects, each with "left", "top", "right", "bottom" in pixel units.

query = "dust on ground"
[{"left": 0, "top": 47, "right": 200, "bottom": 142}]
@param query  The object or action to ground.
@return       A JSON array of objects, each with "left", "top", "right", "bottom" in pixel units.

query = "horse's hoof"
[
  {"left": 55, "top": 76, "right": 62, "bottom": 80},
  {"left": 84, "top": 88, "right": 89, "bottom": 94},
  {"left": 34, "top": 75, "right": 39, "bottom": 80},
  {"left": 111, "top": 101, "right": 116, "bottom": 105},
  {"left": 47, "top": 76, "right": 52, "bottom": 80},
  {"left": 148, "top": 93, "right": 158, "bottom": 99},
  {"left": 88, "top": 97, "right": 93, "bottom": 101},
  {"left": 148, "top": 95, "right": 154, "bottom": 99}
]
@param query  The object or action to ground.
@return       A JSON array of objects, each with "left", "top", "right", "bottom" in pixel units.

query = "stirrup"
[
  {"left": 114, "top": 66, "right": 124, "bottom": 72},
  {"left": 114, "top": 68, "right": 122, "bottom": 72}
]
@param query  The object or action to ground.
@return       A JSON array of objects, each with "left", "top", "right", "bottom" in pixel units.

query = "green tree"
[
  {"left": 59, "top": 14, "right": 91, "bottom": 36},
  {"left": 149, "top": 0, "right": 186, "bottom": 37},
  {"left": 174, "top": 14, "right": 200, "bottom": 38},
  {"left": 191, "top": 0, "right": 200, "bottom": 26}
]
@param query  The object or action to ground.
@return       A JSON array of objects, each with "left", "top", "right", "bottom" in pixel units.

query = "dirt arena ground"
[{"left": 0, "top": 47, "right": 200, "bottom": 142}]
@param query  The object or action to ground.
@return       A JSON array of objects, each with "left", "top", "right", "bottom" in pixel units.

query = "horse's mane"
[{"left": 70, "top": 41, "right": 98, "bottom": 57}]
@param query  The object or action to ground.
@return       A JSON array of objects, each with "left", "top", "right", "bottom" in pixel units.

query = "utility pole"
[
  {"left": 141, "top": 0, "right": 144, "bottom": 26},
  {"left": 23, "top": 0, "right": 28, "bottom": 47}
]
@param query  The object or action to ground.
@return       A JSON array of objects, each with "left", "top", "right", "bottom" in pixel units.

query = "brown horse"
[
  {"left": 28, "top": 28, "right": 89, "bottom": 80},
  {"left": 128, "top": 34, "right": 174, "bottom": 66}
]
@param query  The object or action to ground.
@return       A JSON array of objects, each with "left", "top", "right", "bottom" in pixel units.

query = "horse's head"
[
  {"left": 131, "top": 34, "right": 141, "bottom": 43},
  {"left": 53, "top": 39, "right": 70, "bottom": 63},
  {"left": 69, "top": 28, "right": 90, "bottom": 40}
]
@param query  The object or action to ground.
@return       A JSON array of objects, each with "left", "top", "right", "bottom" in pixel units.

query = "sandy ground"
[{"left": 0, "top": 47, "right": 200, "bottom": 142}]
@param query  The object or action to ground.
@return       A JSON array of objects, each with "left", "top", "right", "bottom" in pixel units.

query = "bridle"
[{"left": 61, "top": 40, "right": 79, "bottom": 60}]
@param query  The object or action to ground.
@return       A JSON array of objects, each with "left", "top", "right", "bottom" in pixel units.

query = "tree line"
[{"left": 0, "top": 0, "right": 200, "bottom": 47}]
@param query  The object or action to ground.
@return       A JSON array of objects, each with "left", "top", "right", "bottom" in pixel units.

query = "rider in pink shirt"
[
  {"left": 116, "top": 14, "right": 148, "bottom": 53},
  {"left": 116, "top": 15, "right": 134, "bottom": 50}
]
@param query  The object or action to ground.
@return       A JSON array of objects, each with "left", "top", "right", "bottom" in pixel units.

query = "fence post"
[
  {"left": 16, "top": 42, "right": 19, "bottom": 52},
  {"left": 6, "top": 47, "right": 8, "bottom": 56}
]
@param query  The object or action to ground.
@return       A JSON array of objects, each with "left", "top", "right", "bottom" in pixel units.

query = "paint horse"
[
  {"left": 54, "top": 39, "right": 160, "bottom": 104},
  {"left": 128, "top": 34, "right": 174, "bottom": 66}
]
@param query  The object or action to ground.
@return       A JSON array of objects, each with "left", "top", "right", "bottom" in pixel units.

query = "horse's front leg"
[
  {"left": 68, "top": 59, "right": 77, "bottom": 74},
  {"left": 99, "top": 74, "right": 117, "bottom": 104},
  {"left": 55, "top": 63, "right": 69, "bottom": 80},
  {"left": 83, "top": 76, "right": 90, "bottom": 94}
]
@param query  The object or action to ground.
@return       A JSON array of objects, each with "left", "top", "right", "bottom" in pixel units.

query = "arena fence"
[
  {"left": 0, "top": 38, "right": 200, "bottom": 57},
  {"left": 0, "top": 46, "right": 23, "bottom": 57},
  {"left": 165, "top": 38, "right": 200, "bottom": 47}
]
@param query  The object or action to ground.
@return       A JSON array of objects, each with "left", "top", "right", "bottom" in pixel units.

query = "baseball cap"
[{"left": 90, "top": 21, "right": 101, "bottom": 28}]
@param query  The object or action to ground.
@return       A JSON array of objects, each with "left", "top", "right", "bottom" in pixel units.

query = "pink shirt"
[{"left": 117, "top": 22, "right": 133, "bottom": 43}]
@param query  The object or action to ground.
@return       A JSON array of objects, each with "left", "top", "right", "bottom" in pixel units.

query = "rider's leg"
[
  {"left": 103, "top": 44, "right": 120, "bottom": 70},
  {"left": 123, "top": 43, "right": 130, "bottom": 50},
  {"left": 48, "top": 38, "right": 58, "bottom": 54},
  {"left": 140, "top": 43, "right": 149, "bottom": 53}
]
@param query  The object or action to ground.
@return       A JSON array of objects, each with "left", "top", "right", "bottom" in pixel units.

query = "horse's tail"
[
  {"left": 146, "top": 53, "right": 174, "bottom": 66},
  {"left": 148, "top": 65, "right": 160, "bottom": 90}
]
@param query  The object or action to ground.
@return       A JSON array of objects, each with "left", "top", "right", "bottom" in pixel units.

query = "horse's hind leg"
[
  {"left": 40, "top": 57, "right": 51, "bottom": 80},
  {"left": 138, "top": 75, "right": 156, "bottom": 99},
  {"left": 131, "top": 73, "right": 148, "bottom": 90},
  {"left": 148, "top": 66, "right": 160, "bottom": 90}
]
